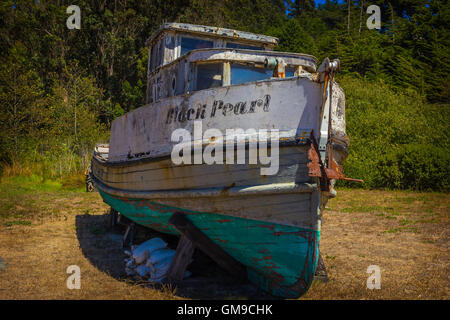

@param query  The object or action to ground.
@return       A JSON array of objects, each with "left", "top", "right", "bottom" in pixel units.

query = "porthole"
[{"left": 171, "top": 75, "right": 176, "bottom": 96}]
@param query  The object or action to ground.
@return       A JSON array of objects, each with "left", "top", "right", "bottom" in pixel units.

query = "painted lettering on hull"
[{"left": 166, "top": 94, "right": 271, "bottom": 124}]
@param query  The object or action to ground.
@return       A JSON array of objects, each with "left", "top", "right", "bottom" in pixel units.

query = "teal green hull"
[{"left": 99, "top": 189, "right": 320, "bottom": 298}]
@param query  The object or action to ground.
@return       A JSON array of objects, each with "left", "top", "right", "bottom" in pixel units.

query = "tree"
[
  {"left": 0, "top": 43, "right": 46, "bottom": 163},
  {"left": 287, "top": 0, "right": 316, "bottom": 17}
]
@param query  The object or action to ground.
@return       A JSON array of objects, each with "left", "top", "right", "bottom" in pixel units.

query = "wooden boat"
[{"left": 90, "top": 23, "right": 358, "bottom": 298}]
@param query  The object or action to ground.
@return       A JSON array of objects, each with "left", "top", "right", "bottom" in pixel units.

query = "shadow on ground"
[{"left": 75, "top": 212, "right": 275, "bottom": 299}]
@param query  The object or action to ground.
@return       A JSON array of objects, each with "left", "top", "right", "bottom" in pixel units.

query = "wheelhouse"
[{"left": 145, "top": 23, "right": 318, "bottom": 103}]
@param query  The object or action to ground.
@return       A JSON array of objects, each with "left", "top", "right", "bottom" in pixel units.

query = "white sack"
[
  {"left": 136, "top": 264, "right": 151, "bottom": 278},
  {"left": 148, "top": 275, "right": 166, "bottom": 283},
  {"left": 149, "top": 256, "right": 173, "bottom": 279},
  {"left": 146, "top": 248, "right": 175, "bottom": 267},
  {"left": 132, "top": 238, "right": 167, "bottom": 264},
  {"left": 148, "top": 270, "right": 191, "bottom": 283}
]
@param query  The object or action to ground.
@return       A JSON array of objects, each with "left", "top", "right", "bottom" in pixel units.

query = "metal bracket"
[
  {"left": 307, "top": 133, "right": 363, "bottom": 191},
  {"left": 318, "top": 78, "right": 330, "bottom": 161}
]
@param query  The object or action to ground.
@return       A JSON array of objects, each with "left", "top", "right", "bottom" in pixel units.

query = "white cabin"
[{"left": 145, "top": 23, "right": 318, "bottom": 104}]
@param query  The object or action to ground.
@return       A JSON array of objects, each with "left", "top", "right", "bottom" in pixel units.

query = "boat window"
[
  {"left": 180, "top": 37, "right": 213, "bottom": 56},
  {"left": 158, "top": 39, "right": 164, "bottom": 66},
  {"left": 150, "top": 43, "right": 158, "bottom": 71},
  {"left": 196, "top": 63, "right": 223, "bottom": 91},
  {"left": 150, "top": 39, "right": 164, "bottom": 71},
  {"left": 286, "top": 67, "right": 296, "bottom": 77},
  {"left": 226, "top": 42, "right": 261, "bottom": 50},
  {"left": 230, "top": 63, "right": 273, "bottom": 85}
]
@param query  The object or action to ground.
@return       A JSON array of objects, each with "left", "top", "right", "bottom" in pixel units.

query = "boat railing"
[
  {"left": 148, "top": 47, "right": 318, "bottom": 78},
  {"left": 146, "top": 47, "right": 318, "bottom": 103}
]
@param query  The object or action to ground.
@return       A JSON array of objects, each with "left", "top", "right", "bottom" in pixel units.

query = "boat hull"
[
  {"left": 98, "top": 188, "right": 319, "bottom": 298},
  {"left": 91, "top": 75, "right": 349, "bottom": 297}
]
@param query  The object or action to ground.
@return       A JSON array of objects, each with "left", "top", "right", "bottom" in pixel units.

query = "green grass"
[
  {"left": 397, "top": 196, "right": 418, "bottom": 204},
  {"left": 399, "top": 219, "right": 414, "bottom": 226},
  {"left": 341, "top": 205, "right": 397, "bottom": 214},
  {"left": 383, "top": 228, "right": 401, "bottom": 233},
  {"left": 0, "top": 174, "right": 62, "bottom": 192},
  {"left": 0, "top": 174, "right": 85, "bottom": 193},
  {"left": 0, "top": 174, "right": 86, "bottom": 221},
  {"left": 4, "top": 220, "right": 32, "bottom": 226}
]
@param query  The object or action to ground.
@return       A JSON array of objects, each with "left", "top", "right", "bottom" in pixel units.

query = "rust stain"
[
  {"left": 248, "top": 224, "right": 275, "bottom": 231},
  {"left": 307, "top": 132, "right": 363, "bottom": 190},
  {"left": 212, "top": 238, "right": 229, "bottom": 243},
  {"left": 214, "top": 219, "right": 232, "bottom": 223}
]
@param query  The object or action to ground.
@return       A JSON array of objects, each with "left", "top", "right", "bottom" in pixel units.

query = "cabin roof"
[{"left": 145, "top": 23, "right": 279, "bottom": 47}]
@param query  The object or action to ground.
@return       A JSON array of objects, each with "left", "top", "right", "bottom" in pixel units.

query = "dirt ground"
[{"left": 0, "top": 181, "right": 448, "bottom": 300}]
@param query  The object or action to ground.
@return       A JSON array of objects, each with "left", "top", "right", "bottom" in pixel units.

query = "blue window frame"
[
  {"left": 180, "top": 37, "right": 213, "bottom": 56},
  {"left": 196, "top": 63, "right": 223, "bottom": 91},
  {"left": 226, "top": 42, "right": 261, "bottom": 50},
  {"left": 230, "top": 63, "right": 273, "bottom": 85},
  {"left": 230, "top": 64, "right": 300, "bottom": 86},
  {"left": 285, "top": 67, "right": 296, "bottom": 77}
]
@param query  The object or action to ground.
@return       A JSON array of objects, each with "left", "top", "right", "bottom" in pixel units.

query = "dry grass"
[
  {"left": 303, "top": 189, "right": 450, "bottom": 300},
  {"left": 0, "top": 182, "right": 448, "bottom": 300}
]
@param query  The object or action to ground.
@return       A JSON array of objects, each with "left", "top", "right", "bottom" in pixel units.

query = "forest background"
[{"left": 0, "top": 0, "right": 448, "bottom": 191}]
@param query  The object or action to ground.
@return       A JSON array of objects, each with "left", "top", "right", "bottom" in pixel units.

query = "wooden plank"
[
  {"left": 169, "top": 212, "right": 247, "bottom": 282},
  {"left": 122, "top": 222, "right": 135, "bottom": 248},
  {"left": 163, "top": 193, "right": 312, "bottom": 228},
  {"left": 98, "top": 151, "right": 311, "bottom": 192},
  {"left": 167, "top": 234, "right": 195, "bottom": 283},
  {"left": 314, "top": 253, "right": 329, "bottom": 282}
]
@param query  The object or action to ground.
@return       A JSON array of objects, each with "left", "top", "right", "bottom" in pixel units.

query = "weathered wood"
[
  {"left": 169, "top": 212, "right": 247, "bottom": 282},
  {"left": 110, "top": 208, "right": 117, "bottom": 228},
  {"left": 314, "top": 253, "right": 329, "bottom": 282},
  {"left": 122, "top": 222, "right": 135, "bottom": 248},
  {"left": 108, "top": 77, "right": 322, "bottom": 163},
  {"left": 167, "top": 235, "right": 195, "bottom": 283},
  {"left": 94, "top": 146, "right": 310, "bottom": 192}
]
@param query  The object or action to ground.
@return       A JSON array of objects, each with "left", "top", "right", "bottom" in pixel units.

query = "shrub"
[{"left": 337, "top": 76, "right": 450, "bottom": 191}]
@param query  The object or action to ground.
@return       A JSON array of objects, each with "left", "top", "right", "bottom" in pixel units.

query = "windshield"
[
  {"left": 181, "top": 37, "right": 214, "bottom": 56},
  {"left": 230, "top": 64, "right": 273, "bottom": 85},
  {"left": 196, "top": 63, "right": 223, "bottom": 90}
]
